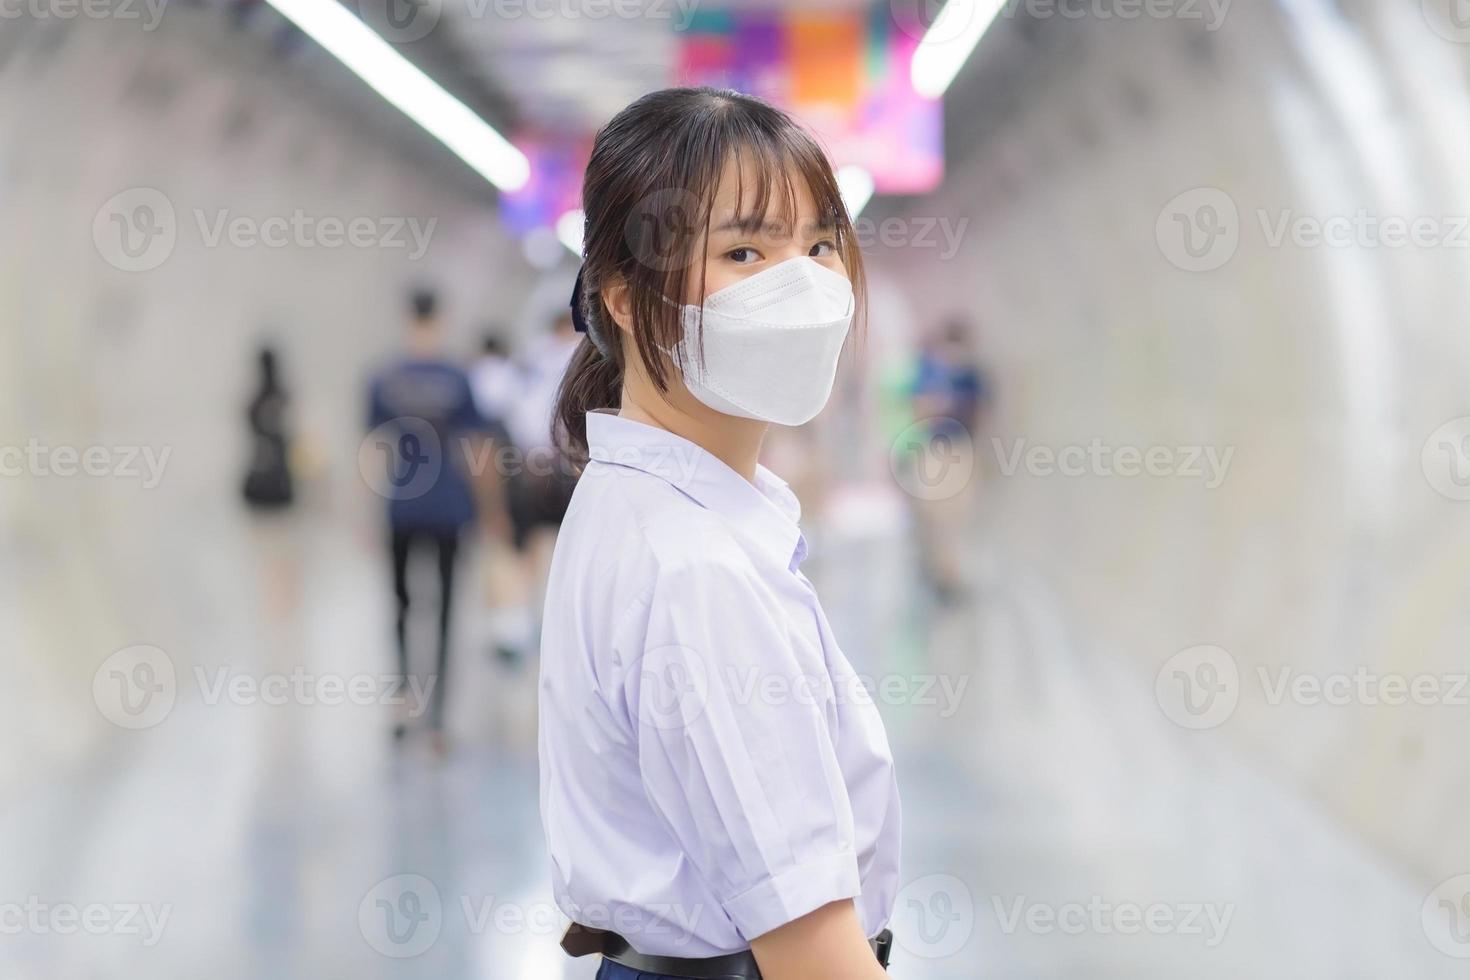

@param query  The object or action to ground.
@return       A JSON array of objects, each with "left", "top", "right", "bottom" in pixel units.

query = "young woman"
[{"left": 539, "top": 87, "right": 901, "bottom": 980}]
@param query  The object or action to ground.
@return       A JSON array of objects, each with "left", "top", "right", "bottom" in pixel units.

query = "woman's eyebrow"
[
  {"left": 711, "top": 214, "right": 775, "bottom": 235},
  {"left": 711, "top": 214, "right": 835, "bottom": 235}
]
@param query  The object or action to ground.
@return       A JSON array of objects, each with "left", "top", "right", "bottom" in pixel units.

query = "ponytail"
[{"left": 553, "top": 332, "right": 622, "bottom": 468}]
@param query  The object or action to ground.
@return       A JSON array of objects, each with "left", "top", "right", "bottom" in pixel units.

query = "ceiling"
[{"left": 437, "top": 0, "right": 894, "bottom": 134}]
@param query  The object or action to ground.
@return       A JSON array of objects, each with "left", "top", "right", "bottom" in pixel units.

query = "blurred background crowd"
[{"left": 5, "top": 0, "right": 1470, "bottom": 977}]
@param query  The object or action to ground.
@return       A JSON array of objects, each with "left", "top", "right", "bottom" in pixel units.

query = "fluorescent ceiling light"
[
  {"left": 837, "top": 165, "right": 875, "bottom": 217},
  {"left": 556, "top": 209, "right": 586, "bottom": 255},
  {"left": 911, "top": 0, "right": 1007, "bottom": 99},
  {"left": 263, "top": 0, "right": 530, "bottom": 191}
]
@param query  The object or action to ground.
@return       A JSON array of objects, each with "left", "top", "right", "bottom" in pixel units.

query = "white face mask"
[{"left": 671, "top": 257, "right": 854, "bottom": 426}]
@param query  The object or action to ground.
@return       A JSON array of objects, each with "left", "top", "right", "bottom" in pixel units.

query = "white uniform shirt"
[{"left": 538, "top": 411, "right": 902, "bottom": 957}]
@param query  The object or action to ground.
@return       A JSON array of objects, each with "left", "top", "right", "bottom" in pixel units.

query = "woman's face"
[{"left": 688, "top": 154, "right": 849, "bottom": 304}]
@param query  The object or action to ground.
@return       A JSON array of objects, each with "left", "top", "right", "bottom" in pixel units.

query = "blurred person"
[
  {"left": 242, "top": 344, "right": 301, "bottom": 623},
  {"left": 907, "top": 317, "right": 990, "bottom": 604},
  {"left": 542, "top": 88, "right": 897, "bottom": 980},
  {"left": 366, "top": 289, "right": 494, "bottom": 755},
  {"left": 468, "top": 328, "right": 530, "bottom": 663},
  {"left": 470, "top": 329, "right": 518, "bottom": 423},
  {"left": 241, "top": 345, "right": 294, "bottom": 512},
  {"left": 495, "top": 308, "right": 580, "bottom": 659}
]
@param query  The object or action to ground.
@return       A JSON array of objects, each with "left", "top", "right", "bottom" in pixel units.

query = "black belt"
[{"left": 561, "top": 923, "right": 893, "bottom": 979}]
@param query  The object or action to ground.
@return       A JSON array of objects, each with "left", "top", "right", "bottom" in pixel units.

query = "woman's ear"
[{"left": 601, "top": 279, "right": 635, "bottom": 335}]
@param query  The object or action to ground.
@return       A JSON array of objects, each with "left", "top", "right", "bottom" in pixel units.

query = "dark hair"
[
  {"left": 553, "top": 86, "right": 866, "bottom": 466},
  {"left": 410, "top": 288, "right": 437, "bottom": 322}
]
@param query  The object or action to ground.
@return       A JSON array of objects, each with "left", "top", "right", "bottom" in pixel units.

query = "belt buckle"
[{"left": 873, "top": 928, "right": 894, "bottom": 968}]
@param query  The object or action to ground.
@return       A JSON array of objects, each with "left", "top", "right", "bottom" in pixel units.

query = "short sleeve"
[{"left": 622, "top": 557, "right": 860, "bottom": 942}]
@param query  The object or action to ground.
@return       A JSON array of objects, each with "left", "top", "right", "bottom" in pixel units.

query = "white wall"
[
  {"left": 0, "top": 12, "right": 529, "bottom": 783},
  {"left": 871, "top": 0, "right": 1470, "bottom": 881}
]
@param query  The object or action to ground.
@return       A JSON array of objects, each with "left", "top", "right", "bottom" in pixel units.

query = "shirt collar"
[{"left": 585, "top": 411, "right": 808, "bottom": 571}]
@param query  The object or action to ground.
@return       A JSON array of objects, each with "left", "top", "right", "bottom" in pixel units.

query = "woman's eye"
[
  {"left": 809, "top": 240, "right": 837, "bottom": 258},
  {"left": 726, "top": 246, "right": 761, "bottom": 264}
]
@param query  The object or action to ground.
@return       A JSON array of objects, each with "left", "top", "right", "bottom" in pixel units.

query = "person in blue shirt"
[{"left": 366, "top": 289, "right": 501, "bottom": 753}]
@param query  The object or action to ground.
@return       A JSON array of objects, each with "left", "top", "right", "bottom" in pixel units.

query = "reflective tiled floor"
[{"left": 2, "top": 499, "right": 1460, "bottom": 979}]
